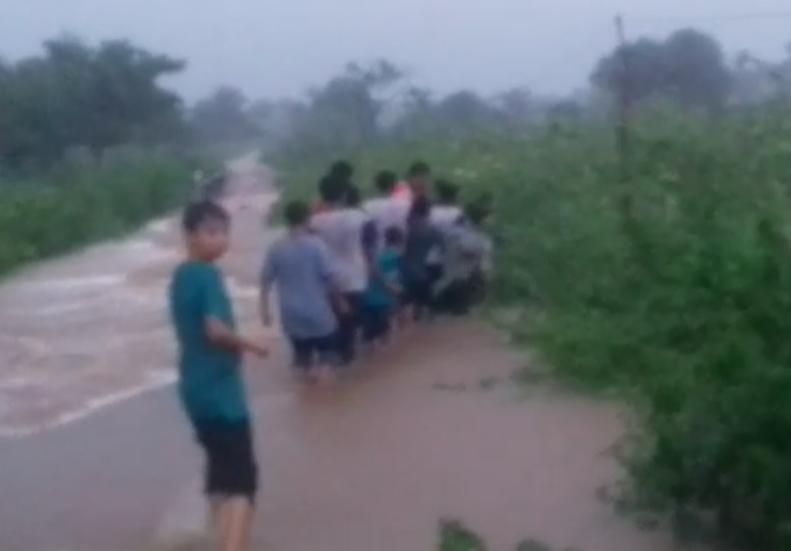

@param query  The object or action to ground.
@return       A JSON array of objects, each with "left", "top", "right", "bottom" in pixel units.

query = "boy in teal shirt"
[{"left": 169, "top": 201, "right": 267, "bottom": 551}]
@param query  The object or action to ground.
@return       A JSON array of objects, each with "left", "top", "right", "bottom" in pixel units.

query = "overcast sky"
[{"left": 1, "top": 1, "right": 790, "bottom": 103}]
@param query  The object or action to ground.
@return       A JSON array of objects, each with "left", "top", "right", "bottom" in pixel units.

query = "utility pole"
[
  {"left": 614, "top": 14, "right": 631, "bottom": 183},
  {"left": 613, "top": 13, "right": 635, "bottom": 225}
]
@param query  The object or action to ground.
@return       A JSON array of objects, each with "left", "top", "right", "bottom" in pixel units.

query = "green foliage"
[
  {"left": 275, "top": 104, "right": 791, "bottom": 548},
  {"left": 275, "top": 60, "right": 403, "bottom": 158},
  {"left": 0, "top": 149, "right": 196, "bottom": 276},
  {"left": 515, "top": 540, "right": 553, "bottom": 551},
  {"left": 256, "top": 60, "right": 577, "bottom": 163},
  {"left": 438, "top": 520, "right": 487, "bottom": 551},
  {"left": 0, "top": 36, "right": 185, "bottom": 169},
  {"left": 592, "top": 28, "right": 732, "bottom": 110}
]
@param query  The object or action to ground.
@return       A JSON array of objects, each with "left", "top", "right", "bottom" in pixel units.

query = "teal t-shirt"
[
  {"left": 365, "top": 249, "right": 402, "bottom": 308},
  {"left": 169, "top": 261, "right": 249, "bottom": 422}
]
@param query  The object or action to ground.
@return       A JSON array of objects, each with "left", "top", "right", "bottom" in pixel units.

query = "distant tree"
[
  {"left": 495, "top": 88, "right": 537, "bottom": 130},
  {"left": 592, "top": 38, "right": 668, "bottom": 106},
  {"left": 389, "top": 88, "right": 503, "bottom": 140},
  {"left": 547, "top": 99, "right": 583, "bottom": 123},
  {"left": 283, "top": 59, "right": 405, "bottom": 154},
  {"left": 731, "top": 51, "right": 784, "bottom": 104},
  {"left": 190, "top": 86, "right": 259, "bottom": 143},
  {"left": 434, "top": 90, "right": 499, "bottom": 135},
  {"left": 663, "top": 29, "right": 731, "bottom": 108},
  {"left": 87, "top": 39, "right": 185, "bottom": 148},
  {"left": 390, "top": 86, "right": 435, "bottom": 139},
  {"left": 261, "top": 99, "right": 310, "bottom": 156},
  {"left": 247, "top": 99, "right": 273, "bottom": 132},
  {"left": 345, "top": 59, "right": 403, "bottom": 89},
  {"left": 0, "top": 36, "right": 185, "bottom": 168},
  {"left": 592, "top": 28, "right": 731, "bottom": 110}
]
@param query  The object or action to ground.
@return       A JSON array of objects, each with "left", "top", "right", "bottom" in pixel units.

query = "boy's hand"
[
  {"left": 261, "top": 308, "right": 273, "bottom": 328},
  {"left": 336, "top": 297, "right": 350, "bottom": 316},
  {"left": 247, "top": 341, "right": 269, "bottom": 358}
]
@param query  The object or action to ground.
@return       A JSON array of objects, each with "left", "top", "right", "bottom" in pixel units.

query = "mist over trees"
[
  {"left": 190, "top": 86, "right": 260, "bottom": 144},
  {"left": 0, "top": 36, "right": 185, "bottom": 170},
  {"left": 592, "top": 29, "right": 733, "bottom": 110},
  {"left": 2, "top": 26, "right": 790, "bottom": 173},
  {"left": 731, "top": 44, "right": 791, "bottom": 104},
  {"left": 247, "top": 62, "right": 570, "bottom": 158},
  {"left": 213, "top": 27, "right": 786, "bottom": 158}
]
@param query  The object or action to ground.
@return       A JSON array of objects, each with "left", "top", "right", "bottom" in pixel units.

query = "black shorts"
[
  {"left": 362, "top": 305, "right": 392, "bottom": 342},
  {"left": 404, "top": 278, "right": 433, "bottom": 307},
  {"left": 426, "top": 264, "right": 444, "bottom": 285},
  {"left": 194, "top": 419, "right": 258, "bottom": 499},
  {"left": 289, "top": 334, "right": 337, "bottom": 368}
]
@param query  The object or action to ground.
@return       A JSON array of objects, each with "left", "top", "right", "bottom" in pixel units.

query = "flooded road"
[
  {"left": 0, "top": 156, "right": 273, "bottom": 436},
  {"left": 0, "top": 156, "right": 704, "bottom": 551}
]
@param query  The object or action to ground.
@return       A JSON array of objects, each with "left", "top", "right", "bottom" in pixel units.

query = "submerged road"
[{"left": 0, "top": 156, "right": 703, "bottom": 551}]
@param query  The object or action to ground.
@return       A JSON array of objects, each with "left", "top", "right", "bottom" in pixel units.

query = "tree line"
[
  {"left": 1, "top": 27, "right": 789, "bottom": 174},
  {"left": 189, "top": 27, "right": 791, "bottom": 158},
  {"left": 0, "top": 36, "right": 187, "bottom": 171}
]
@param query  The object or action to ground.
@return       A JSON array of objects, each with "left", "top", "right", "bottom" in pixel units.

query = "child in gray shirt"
[{"left": 260, "top": 201, "right": 341, "bottom": 379}]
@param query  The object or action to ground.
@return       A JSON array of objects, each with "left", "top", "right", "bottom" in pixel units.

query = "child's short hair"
[
  {"left": 435, "top": 180, "right": 459, "bottom": 203},
  {"left": 407, "top": 161, "right": 431, "bottom": 179},
  {"left": 464, "top": 201, "right": 489, "bottom": 226},
  {"left": 375, "top": 170, "right": 397, "bottom": 194},
  {"left": 284, "top": 200, "right": 310, "bottom": 227},
  {"left": 384, "top": 226, "right": 405, "bottom": 247},
  {"left": 318, "top": 175, "right": 346, "bottom": 203},
  {"left": 345, "top": 184, "right": 362, "bottom": 208},
  {"left": 329, "top": 160, "right": 353, "bottom": 182},
  {"left": 182, "top": 201, "right": 229, "bottom": 233},
  {"left": 409, "top": 195, "right": 432, "bottom": 220}
]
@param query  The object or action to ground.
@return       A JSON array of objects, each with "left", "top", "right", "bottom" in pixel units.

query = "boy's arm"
[
  {"left": 202, "top": 268, "right": 268, "bottom": 358},
  {"left": 315, "top": 240, "right": 350, "bottom": 314},
  {"left": 205, "top": 317, "right": 267, "bottom": 357},
  {"left": 259, "top": 281, "right": 273, "bottom": 327},
  {"left": 259, "top": 252, "right": 275, "bottom": 327}
]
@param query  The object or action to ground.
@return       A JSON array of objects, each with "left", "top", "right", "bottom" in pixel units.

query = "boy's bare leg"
[
  {"left": 218, "top": 496, "right": 254, "bottom": 551},
  {"left": 208, "top": 494, "right": 227, "bottom": 548},
  {"left": 315, "top": 362, "right": 336, "bottom": 384}
]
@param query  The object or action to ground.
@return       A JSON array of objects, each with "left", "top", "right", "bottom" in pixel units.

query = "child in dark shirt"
[{"left": 402, "top": 196, "right": 442, "bottom": 320}]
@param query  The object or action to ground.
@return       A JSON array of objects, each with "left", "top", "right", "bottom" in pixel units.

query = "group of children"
[
  {"left": 167, "top": 160, "right": 493, "bottom": 551},
  {"left": 262, "top": 160, "right": 494, "bottom": 378}
]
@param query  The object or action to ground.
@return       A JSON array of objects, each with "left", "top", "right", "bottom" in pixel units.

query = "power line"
[
  {"left": 626, "top": 12, "right": 791, "bottom": 25},
  {"left": 530, "top": 22, "right": 612, "bottom": 90}
]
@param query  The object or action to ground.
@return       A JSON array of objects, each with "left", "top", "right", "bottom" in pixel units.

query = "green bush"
[
  {"left": 273, "top": 106, "right": 791, "bottom": 547},
  {"left": 0, "top": 149, "right": 198, "bottom": 276}
]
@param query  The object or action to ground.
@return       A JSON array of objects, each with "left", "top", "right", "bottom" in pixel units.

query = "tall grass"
[
  {"left": 274, "top": 107, "right": 791, "bottom": 547},
  {"left": 0, "top": 148, "right": 200, "bottom": 276}
]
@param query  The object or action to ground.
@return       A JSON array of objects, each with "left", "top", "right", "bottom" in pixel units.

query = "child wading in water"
[
  {"left": 403, "top": 196, "right": 443, "bottom": 320},
  {"left": 260, "top": 200, "right": 342, "bottom": 381},
  {"left": 310, "top": 177, "right": 371, "bottom": 365},
  {"left": 434, "top": 201, "right": 494, "bottom": 315},
  {"left": 168, "top": 201, "right": 268, "bottom": 551},
  {"left": 362, "top": 226, "right": 405, "bottom": 346}
]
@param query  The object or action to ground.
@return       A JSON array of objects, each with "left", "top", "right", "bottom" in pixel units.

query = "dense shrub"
[
  {"left": 0, "top": 148, "right": 198, "bottom": 276},
  {"left": 274, "top": 107, "right": 791, "bottom": 547}
]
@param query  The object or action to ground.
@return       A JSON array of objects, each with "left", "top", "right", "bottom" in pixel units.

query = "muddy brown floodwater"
[{"left": 0, "top": 156, "right": 707, "bottom": 551}]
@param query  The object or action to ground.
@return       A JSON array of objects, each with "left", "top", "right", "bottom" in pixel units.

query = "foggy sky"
[{"left": 1, "top": 0, "right": 790, "bottom": 103}]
